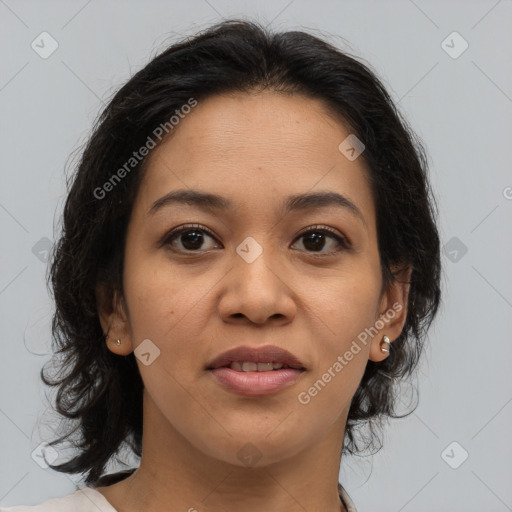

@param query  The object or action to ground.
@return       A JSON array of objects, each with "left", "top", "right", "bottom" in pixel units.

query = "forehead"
[{"left": 135, "top": 91, "right": 375, "bottom": 226}]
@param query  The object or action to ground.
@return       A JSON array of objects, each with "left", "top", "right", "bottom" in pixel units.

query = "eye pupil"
[
  {"left": 181, "top": 230, "right": 204, "bottom": 250},
  {"left": 303, "top": 232, "right": 326, "bottom": 252}
]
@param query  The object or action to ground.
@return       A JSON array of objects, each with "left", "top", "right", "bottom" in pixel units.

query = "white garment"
[
  {"left": 0, "top": 488, "right": 116, "bottom": 512},
  {"left": 339, "top": 484, "right": 358, "bottom": 512},
  {"left": 1, "top": 484, "right": 357, "bottom": 512}
]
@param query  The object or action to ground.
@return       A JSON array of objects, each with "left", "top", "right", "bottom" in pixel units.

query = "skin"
[{"left": 95, "top": 90, "right": 411, "bottom": 512}]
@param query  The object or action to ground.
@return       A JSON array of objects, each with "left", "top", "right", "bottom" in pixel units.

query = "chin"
[{"left": 199, "top": 430, "right": 307, "bottom": 469}]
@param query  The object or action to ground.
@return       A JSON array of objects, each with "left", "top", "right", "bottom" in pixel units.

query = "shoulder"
[{"left": 0, "top": 487, "right": 117, "bottom": 512}]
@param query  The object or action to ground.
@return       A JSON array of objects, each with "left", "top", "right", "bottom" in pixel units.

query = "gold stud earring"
[
  {"left": 380, "top": 335, "right": 391, "bottom": 353},
  {"left": 115, "top": 339, "right": 121, "bottom": 345}
]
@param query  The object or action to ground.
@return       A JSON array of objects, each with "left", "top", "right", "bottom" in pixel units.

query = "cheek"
[
  {"left": 299, "top": 265, "right": 379, "bottom": 398},
  {"left": 123, "top": 255, "right": 217, "bottom": 390},
  {"left": 123, "top": 251, "right": 202, "bottom": 336},
  {"left": 305, "top": 266, "right": 381, "bottom": 339}
]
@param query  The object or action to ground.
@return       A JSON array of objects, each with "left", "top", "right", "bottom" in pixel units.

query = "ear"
[
  {"left": 95, "top": 281, "right": 134, "bottom": 356},
  {"left": 368, "top": 264, "right": 412, "bottom": 363}
]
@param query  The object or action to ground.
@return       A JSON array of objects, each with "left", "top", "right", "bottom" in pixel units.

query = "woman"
[{"left": 2, "top": 18, "right": 441, "bottom": 512}]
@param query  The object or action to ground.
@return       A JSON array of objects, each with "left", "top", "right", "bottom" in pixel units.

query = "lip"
[
  {"left": 206, "top": 345, "right": 306, "bottom": 397},
  {"left": 206, "top": 344, "right": 306, "bottom": 370},
  {"left": 209, "top": 367, "right": 304, "bottom": 396}
]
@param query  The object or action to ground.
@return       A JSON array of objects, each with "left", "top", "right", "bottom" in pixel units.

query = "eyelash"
[{"left": 160, "top": 223, "right": 351, "bottom": 255}]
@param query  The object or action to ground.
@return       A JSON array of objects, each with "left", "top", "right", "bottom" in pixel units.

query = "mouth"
[
  {"left": 214, "top": 361, "right": 304, "bottom": 371},
  {"left": 206, "top": 345, "right": 306, "bottom": 372},
  {"left": 206, "top": 345, "right": 306, "bottom": 397}
]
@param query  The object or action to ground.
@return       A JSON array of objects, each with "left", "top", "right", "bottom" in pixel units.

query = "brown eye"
[
  {"left": 162, "top": 224, "right": 220, "bottom": 252},
  {"left": 292, "top": 226, "right": 350, "bottom": 254},
  {"left": 161, "top": 224, "right": 350, "bottom": 255}
]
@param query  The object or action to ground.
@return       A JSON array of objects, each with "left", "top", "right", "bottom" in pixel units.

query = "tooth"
[{"left": 228, "top": 361, "right": 287, "bottom": 371}]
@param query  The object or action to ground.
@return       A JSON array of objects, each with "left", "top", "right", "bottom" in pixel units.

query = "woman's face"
[{"left": 100, "top": 90, "right": 409, "bottom": 467}]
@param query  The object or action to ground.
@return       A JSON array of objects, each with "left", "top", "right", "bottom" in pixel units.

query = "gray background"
[{"left": 1, "top": 0, "right": 511, "bottom": 510}]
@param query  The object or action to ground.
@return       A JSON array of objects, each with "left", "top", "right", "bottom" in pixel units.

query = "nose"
[{"left": 217, "top": 239, "right": 297, "bottom": 326}]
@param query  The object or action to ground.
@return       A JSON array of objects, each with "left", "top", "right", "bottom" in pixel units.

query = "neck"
[{"left": 96, "top": 393, "right": 349, "bottom": 512}]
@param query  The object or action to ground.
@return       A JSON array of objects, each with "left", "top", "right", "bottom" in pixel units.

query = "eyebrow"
[{"left": 148, "top": 189, "right": 366, "bottom": 225}]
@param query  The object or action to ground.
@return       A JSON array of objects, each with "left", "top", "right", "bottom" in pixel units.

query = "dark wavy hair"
[{"left": 41, "top": 18, "right": 441, "bottom": 487}]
